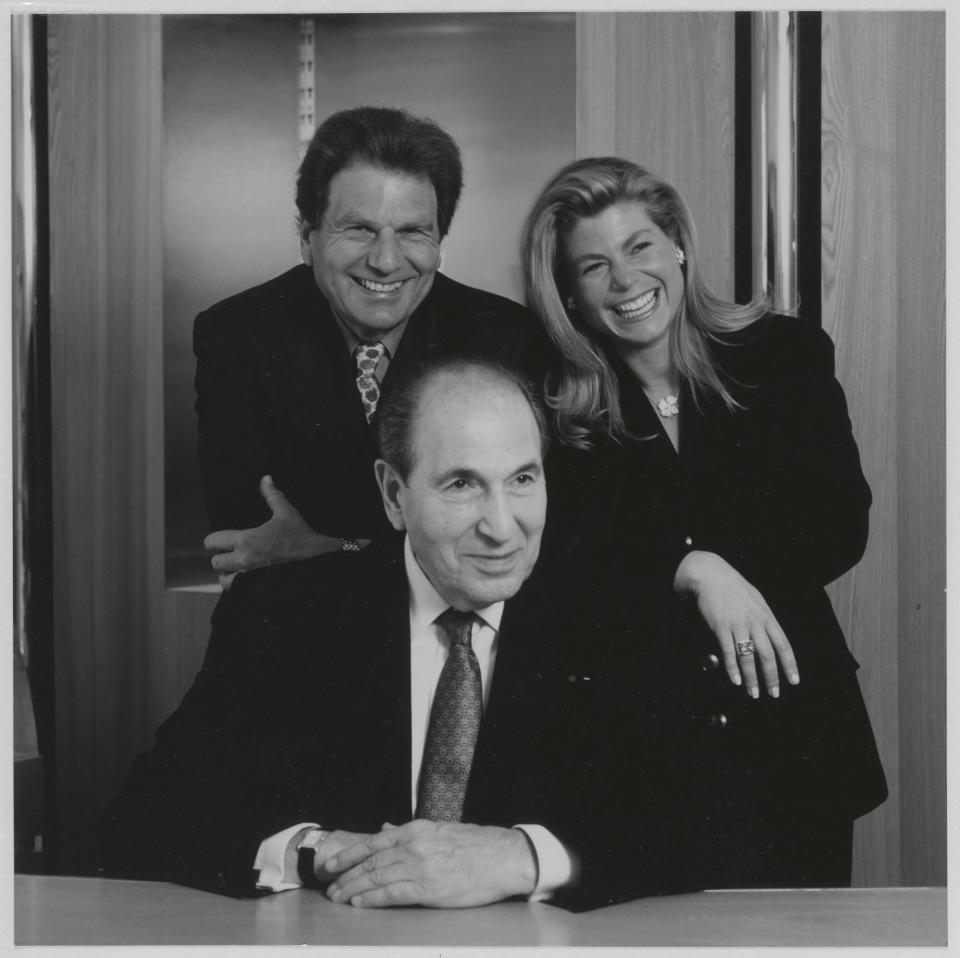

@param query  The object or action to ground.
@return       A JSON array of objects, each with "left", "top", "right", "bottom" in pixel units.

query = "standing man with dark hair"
[{"left": 196, "top": 107, "right": 544, "bottom": 587}]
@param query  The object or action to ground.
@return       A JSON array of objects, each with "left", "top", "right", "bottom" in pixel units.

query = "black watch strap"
[{"left": 297, "top": 845, "right": 318, "bottom": 888}]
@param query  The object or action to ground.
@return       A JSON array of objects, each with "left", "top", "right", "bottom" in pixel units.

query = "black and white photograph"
[{"left": 9, "top": 3, "right": 948, "bottom": 949}]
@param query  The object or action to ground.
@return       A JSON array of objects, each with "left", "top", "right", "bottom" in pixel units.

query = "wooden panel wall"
[
  {"left": 576, "top": 12, "right": 736, "bottom": 299},
  {"left": 822, "top": 12, "right": 945, "bottom": 886},
  {"left": 47, "top": 14, "right": 166, "bottom": 871}
]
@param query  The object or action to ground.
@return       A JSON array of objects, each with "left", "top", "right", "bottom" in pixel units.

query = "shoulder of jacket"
[
  {"left": 430, "top": 272, "right": 534, "bottom": 321},
  {"left": 195, "top": 265, "right": 317, "bottom": 331},
  {"left": 713, "top": 312, "right": 835, "bottom": 382},
  {"left": 224, "top": 541, "right": 404, "bottom": 620}
]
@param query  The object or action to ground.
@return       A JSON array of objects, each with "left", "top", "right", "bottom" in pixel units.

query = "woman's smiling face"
[{"left": 562, "top": 200, "right": 684, "bottom": 358}]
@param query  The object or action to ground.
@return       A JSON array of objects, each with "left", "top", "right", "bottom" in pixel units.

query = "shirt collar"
[{"left": 404, "top": 536, "right": 505, "bottom": 636}]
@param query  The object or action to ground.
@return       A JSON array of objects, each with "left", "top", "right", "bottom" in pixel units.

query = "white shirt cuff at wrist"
[
  {"left": 514, "top": 824, "right": 580, "bottom": 901},
  {"left": 254, "top": 822, "right": 320, "bottom": 892}
]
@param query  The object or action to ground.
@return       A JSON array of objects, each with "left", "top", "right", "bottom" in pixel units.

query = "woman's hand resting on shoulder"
[{"left": 673, "top": 550, "right": 800, "bottom": 699}]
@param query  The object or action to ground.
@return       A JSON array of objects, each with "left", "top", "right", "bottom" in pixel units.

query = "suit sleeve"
[
  {"left": 700, "top": 327, "right": 871, "bottom": 592},
  {"left": 194, "top": 307, "right": 278, "bottom": 531},
  {"left": 100, "top": 578, "right": 327, "bottom": 897}
]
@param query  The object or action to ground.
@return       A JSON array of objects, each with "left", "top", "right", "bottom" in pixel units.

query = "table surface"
[{"left": 14, "top": 874, "right": 946, "bottom": 947}]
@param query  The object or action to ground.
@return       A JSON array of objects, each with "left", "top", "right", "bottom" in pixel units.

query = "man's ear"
[
  {"left": 298, "top": 219, "right": 314, "bottom": 266},
  {"left": 375, "top": 459, "right": 407, "bottom": 532}
]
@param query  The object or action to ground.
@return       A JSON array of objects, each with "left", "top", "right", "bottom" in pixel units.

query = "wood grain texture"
[
  {"left": 47, "top": 14, "right": 165, "bottom": 871},
  {"left": 890, "top": 13, "right": 945, "bottom": 886},
  {"left": 576, "top": 13, "right": 736, "bottom": 298},
  {"left": 822, "top": 12, "right": 945, "bottom": 886},
  {"left": 821, "top": 12, "right": 900, "bottom": 887}
]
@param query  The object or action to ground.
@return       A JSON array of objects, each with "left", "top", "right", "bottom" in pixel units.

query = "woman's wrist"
[{"left": 673, "top": 549, "right": 717, "bottom": 595}]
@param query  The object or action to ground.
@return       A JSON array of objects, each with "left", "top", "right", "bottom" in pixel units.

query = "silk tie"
[
  {"left": 352, "top": 341, "right": 387, "bottom": 423},
  {"left": 416, "top": 609, "right": 483, "bottom": 822}
]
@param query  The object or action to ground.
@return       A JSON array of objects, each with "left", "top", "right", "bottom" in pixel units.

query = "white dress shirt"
[{"left": 254, "top": 537, "right": 578, "bottom": 897}]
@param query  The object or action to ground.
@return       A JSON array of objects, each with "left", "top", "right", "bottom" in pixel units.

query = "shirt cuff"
[
  {"left": 254, "top": 822, "right": 319, "bottom": 892},
  {"left": 514, "top": 824, "right": 580, "bottom": 902}
]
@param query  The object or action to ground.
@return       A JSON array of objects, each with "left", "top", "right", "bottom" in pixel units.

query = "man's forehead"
[
  {"left": 328, "top": 164, "right": 436, "bottom": 211},
  {"left": 411, "top": 372, "right": 542, "bottom": 464}
]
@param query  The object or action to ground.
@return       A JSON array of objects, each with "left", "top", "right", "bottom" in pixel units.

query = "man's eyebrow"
[
  {"left": 435, "top": 467, "right": 484, "bottom": 484},
  {"left": 435, "top": 460, "right": 542, "bottom": 482}
]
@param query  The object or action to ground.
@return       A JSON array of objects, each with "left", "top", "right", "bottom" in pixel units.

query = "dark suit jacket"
[
  {"left": 100, "top": 540, "right": 786, "bottom": 911},
  {"left": 193, "top": 265, "right": 547, "bottom": 536},
  {"left": 544, "top": 314, "right": 888, "bottom": 851}
]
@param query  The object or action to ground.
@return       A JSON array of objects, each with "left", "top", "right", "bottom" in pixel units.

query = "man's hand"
[
  {"left": 312, "top": 830, "right": 375, "bottom": 880},
  {"left": 674, "top": 550, "right": 800, "bottom": 698},
  {"left": 203, "top": 475, "right": 369, "bottom": 588},
  {"left": 322, "top": 820, "right": 538, "bottom": 908}
]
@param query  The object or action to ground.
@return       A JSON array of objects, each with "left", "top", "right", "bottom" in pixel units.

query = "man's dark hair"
[
  {"left": 377, "top": 353, "right": 549, "bottom": 481},
  {"left": 296, "top": 106, "right": 464, "bottom": 238}
]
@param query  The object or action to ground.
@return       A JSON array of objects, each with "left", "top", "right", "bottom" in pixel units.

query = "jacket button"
[
  {"left": 700, "top": 653, "right": 720, "bottom": 672},
  {"left": 708, "top": 713, "right": 728, "bottom": 728},
  {"left": 684, "top": 535, "right": 693, "bottom": 547}
]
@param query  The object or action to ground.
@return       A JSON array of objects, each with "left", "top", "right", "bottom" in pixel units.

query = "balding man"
[{"left": 105, "top": 356, "right": 593, "bottom": 907}]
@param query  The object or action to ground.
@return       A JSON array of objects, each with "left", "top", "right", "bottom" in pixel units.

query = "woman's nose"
[{"left": 608, "top": 259, "right": 633, "bottom": 291}]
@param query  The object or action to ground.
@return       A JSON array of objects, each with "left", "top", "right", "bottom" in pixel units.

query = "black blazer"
[
  {"left": 100, "top": 541, "right": 783, "bottom": 910},
  {"left": 193, "top": 265, "right": 546, "bottom": 537},
  {"left": 544, "top": 314, "right": 887, "bottom": 831}
]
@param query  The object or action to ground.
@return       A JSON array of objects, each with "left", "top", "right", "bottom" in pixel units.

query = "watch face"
[{"left": 340, "top": 539, "right": 362, "bottom": 552}]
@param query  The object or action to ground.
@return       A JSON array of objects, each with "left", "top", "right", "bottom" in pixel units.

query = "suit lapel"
[{"left": 288, "top": 302, "right": 368, "bottom": 440}]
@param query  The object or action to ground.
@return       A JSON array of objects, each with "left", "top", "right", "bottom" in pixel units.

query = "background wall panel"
[{"left": 47, "top": 14, "right": 164, "bottom": 871}]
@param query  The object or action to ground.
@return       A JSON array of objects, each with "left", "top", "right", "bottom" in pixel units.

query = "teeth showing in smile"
[
  {"left": 357, "top": 278, "right": 405, "bottom": 293},
  {"left": 613, "top": 288, "right": 658, "bottom": 319}
]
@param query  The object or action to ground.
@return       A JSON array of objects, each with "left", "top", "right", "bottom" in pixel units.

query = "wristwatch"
[
  {"left": 339, "top": 538, "right": 362, "bottom": 553},
  {"left": 296, "top": 828, "right": 330, "bottom": 886}
]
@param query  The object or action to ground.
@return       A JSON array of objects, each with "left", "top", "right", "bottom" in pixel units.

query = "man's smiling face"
[{"left": 300, "top": 163, "right": 442, "bottom": 340}]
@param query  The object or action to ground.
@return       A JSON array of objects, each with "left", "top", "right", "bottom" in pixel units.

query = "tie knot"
[
  {"left": 435, "top": 608, "right": 475, "bottom": 649},
  {"left": 353, "top": 340, "right": 386, "bottom": 374}
]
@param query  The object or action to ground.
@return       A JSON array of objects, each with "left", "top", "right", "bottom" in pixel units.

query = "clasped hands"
[
  {"left": 314, "top": 821, "right": 537, "bottom": 908},
  {"left": 674, "top": 550, "right": 801, "bottom": 699},
  {"left": 204, "top": 475, "right": 370, "bottom": 589}
]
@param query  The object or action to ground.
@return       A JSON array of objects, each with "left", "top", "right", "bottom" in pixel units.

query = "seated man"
[
  {"left": 196, "top": 106, "right": 546, "bottom": 586},
  {"left": 104, "top": 356, "right": 587, "bottom": 907}
]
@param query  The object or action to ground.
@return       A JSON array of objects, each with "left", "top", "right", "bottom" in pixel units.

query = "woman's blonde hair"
[{"left": 522, "top": 157, "right": 769, "bottom": 447}]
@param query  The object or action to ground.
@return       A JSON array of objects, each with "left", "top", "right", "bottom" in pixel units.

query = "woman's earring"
[
  {"left": 565, "top": 296, "right": 576, "bottom": 311},
  {"left": 674, "top": 246, "right": 686, "bottom": 267}
]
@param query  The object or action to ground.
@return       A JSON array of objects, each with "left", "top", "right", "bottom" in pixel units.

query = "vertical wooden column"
[
  {"left": 822, "top": 11, "right": 945, "bottom": 885},
  {"left": 891, "top": 14, "right": 946, "bottom": 888},
  {"left": 576, "top": 12, "right": 736, "bottom": 297},
  {"left": 47, "top": 15, "right": 164, "bottom": 871}
]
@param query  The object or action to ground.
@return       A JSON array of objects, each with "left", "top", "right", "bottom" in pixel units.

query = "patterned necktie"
[
  {"left": 416, "top": 609, "right": 483, "bottom": 822},
  {"left": 352, "top": 341, "right": 387, "bottom": 423}
]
